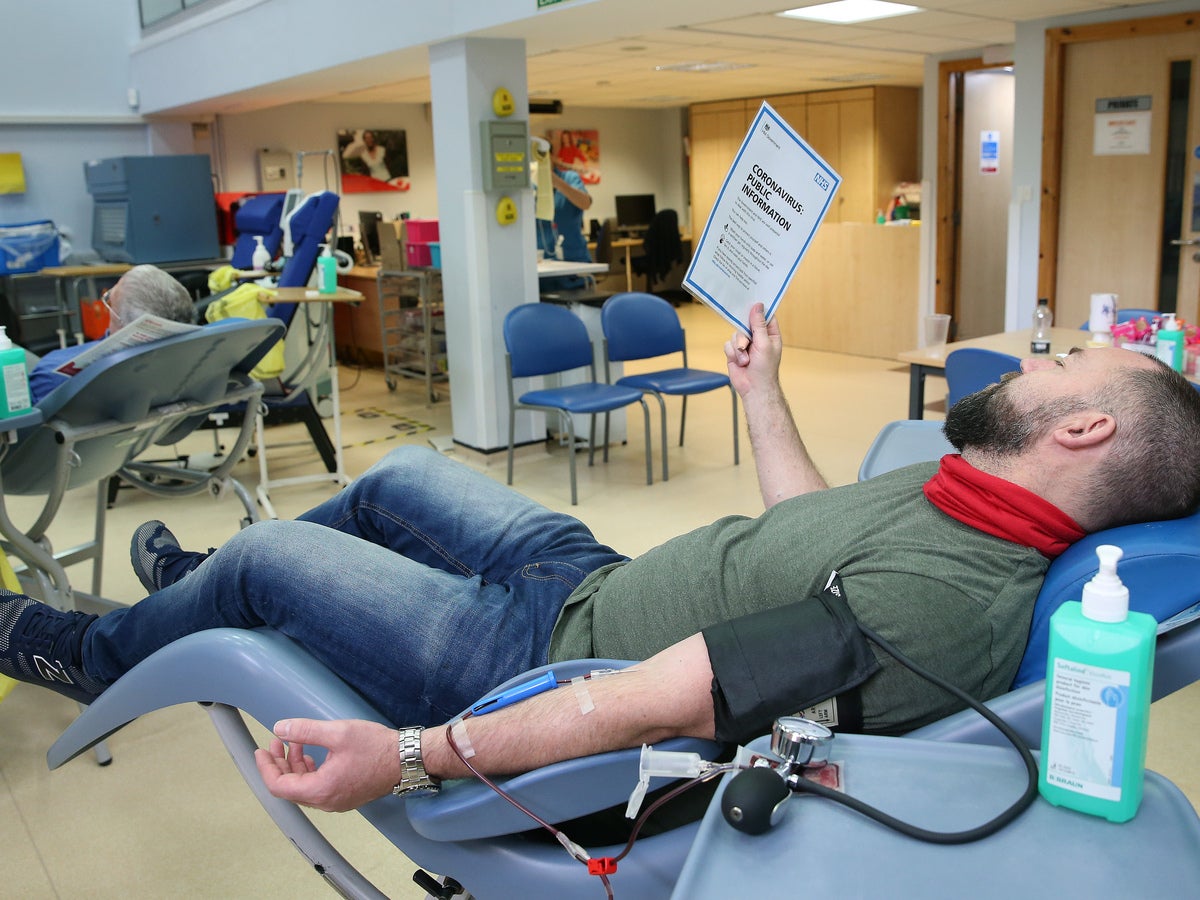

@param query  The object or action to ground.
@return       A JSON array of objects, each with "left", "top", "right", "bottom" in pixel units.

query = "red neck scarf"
[{"left": 923, "top": 454, "right": 1084, "bottom": 558}]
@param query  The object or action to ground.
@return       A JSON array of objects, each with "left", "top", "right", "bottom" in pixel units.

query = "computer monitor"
[{"left": 615, "top": 194, "right": 656, "bottom": 231}]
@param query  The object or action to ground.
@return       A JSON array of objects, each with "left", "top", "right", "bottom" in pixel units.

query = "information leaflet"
[{"left": 683, "top": 101, "right": 841, "bottom": 336}]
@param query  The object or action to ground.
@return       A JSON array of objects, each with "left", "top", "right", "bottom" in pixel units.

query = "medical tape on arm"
[
  {"left": 450, "top": 718, "right": 475, "bottom": 759},
  {"left": 571, "top": 676, "right": 595, "bottom": 714},
  {"left": 572, "top": 667, "right": 625, "bottom": 714}
]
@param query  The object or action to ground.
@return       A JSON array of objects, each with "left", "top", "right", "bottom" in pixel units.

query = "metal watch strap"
[{"left": 392, "top": 726, "right": 441, "bottom": 796}]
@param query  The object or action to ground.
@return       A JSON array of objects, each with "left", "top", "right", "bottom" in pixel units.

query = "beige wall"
[{"left": 213, "top": 101, "right": 689, "bottom": 250}]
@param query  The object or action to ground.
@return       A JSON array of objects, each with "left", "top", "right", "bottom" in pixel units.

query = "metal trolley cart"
[{"left": 376, "top": 268, "right": 446, "bottom": 403}]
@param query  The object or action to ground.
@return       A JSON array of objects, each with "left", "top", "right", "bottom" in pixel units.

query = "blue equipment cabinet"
[{"left": 84, "top": 154, "right": 220, "bottom": 264}]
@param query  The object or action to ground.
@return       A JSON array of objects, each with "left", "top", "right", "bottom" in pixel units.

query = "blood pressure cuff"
[{"left": 703, "top": 572, "right": 880, "bottom": 745}]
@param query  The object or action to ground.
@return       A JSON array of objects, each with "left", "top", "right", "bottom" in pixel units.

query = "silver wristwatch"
[{"left": 392, "top": 726, "right": 441, "bottom": 797}]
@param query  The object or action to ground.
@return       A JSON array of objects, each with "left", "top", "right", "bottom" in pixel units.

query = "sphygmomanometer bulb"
[{"left": 721, "top": 766, "right": 790, "bottom": 834}]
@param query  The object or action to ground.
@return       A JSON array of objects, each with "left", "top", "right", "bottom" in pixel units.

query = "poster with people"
[
  {"left": 337, "top": 128, "right": 411, "bottom": 193},
  {"left": 549, "top": 129, "right": 600, "bottom": 185}
]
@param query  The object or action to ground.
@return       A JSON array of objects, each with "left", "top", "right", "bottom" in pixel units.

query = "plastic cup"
[{"left": 922, "top": 313, "right": 951, "bottom": 350}]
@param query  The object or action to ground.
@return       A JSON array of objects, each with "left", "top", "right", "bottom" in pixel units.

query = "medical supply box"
[{"left": 0, "top": 220, "right": 60, "bottom": 275}]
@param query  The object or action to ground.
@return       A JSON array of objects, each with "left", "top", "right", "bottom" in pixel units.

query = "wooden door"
[
  {"left": 1054, "top": 29, "right": 1200, "bottom": 329},
  {"left": 837, "top": 96, "right": 876, "bottom": 223},
  {"left": 805, "top": 98, "right": 844, "bottom": 223},
  {"left": 688, "top": 100, "right": 752, "bottom": 243}
]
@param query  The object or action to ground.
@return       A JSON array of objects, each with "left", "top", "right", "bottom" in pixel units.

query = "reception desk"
[{"left": 773, "top": 222, "right": 920, "bottom": 360}]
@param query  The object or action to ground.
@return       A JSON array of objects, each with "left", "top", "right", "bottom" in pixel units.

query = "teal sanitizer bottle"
[
  {"left": 1038, "top": 545, "right": 1156, "bottom": 822},
  {"left": 0, "top": 326, "right": 32, "bottom": 419},
  {"left": 317, "top": 244, "right": 338, "bottom": 294}
]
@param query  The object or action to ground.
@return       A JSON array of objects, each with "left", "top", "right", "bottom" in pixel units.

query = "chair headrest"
[
  {"left": 234, "top": 193, "right": 285, "bottom": 233},
  {"left": 1014, "top": 508, "right": 1200, "bottom": 687}
]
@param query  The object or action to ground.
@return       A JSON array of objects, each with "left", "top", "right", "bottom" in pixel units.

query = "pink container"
[
  {"left": 406, "top": 242, "right": 433, "bottom": 268},
  {"left": 405, "top": 219, "right": 440, "bottom": 243}
]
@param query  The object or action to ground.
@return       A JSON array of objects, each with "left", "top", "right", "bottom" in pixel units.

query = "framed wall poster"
[
  {"left": 549, "top": 128, "right": 600, "bottom": 185},
  {"left": 337, "top": 128, "right": 411, "bottom": 192}
]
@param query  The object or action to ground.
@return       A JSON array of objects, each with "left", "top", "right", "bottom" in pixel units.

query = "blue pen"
[{"left": 469, "top": 671, "right": 559, "bottom": 716}]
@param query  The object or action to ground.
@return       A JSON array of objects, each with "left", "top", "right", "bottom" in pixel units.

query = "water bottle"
[{"left": 1031, "top": 298, "right": 1052, "bottom": 354}]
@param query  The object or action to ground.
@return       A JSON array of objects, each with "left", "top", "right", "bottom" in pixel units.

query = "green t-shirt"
[{"left": 548, "top": 463, "right": 1050, "bottom": 732}]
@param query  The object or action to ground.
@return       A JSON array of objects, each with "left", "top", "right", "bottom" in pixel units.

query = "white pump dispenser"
[
  {"left": 251, "top": 235, "right": 271, "bottom": 271},
  {"left": 1080, "top": 544, "right": 1129, "bottom": 623}
]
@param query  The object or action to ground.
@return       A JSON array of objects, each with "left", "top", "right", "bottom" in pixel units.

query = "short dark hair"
[{"left": 1085, "top": 359, "right": 1200, "bottom": 527}]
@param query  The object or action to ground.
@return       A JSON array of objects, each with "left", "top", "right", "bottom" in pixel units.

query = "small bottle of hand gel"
[
  {"left": 317, "top": 243, "right": 337, "bottom": 294},
  {"left": 0, "top": 326, "right": 32, "bottom": 419},
  {"left": 1039, "top": 545, "right": 1156, "bottom": 822}
]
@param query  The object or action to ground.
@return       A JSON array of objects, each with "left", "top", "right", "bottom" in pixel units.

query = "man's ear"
[{"left": 1052, "top": 411, "right": 1116, "bottom": 449}]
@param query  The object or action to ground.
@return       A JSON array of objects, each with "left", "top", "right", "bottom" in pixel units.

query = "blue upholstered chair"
[
  {"left": 601, "top": 292, "right": 738, "bottom": 481},
  {"left": 228, "top": 193, "right": 286, "bottom": 270},
  {"left": 504, "top": 302, "right": 653, "bottom": 505},
  {"left": 944, "top": 347, "right": 1022, "bottom": 409}
]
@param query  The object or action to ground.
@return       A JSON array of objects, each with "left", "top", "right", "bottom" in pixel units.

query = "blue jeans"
[{"left": 82, "top": 446, "right": 628, "bottom": 725}]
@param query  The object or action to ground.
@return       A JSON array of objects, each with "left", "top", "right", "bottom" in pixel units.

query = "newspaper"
[
  {"left": 53, "top": 314, "right": 200, "bottom": 378},
  {"left": 683, "top": 101, "right": 842, "bottom": 336}
]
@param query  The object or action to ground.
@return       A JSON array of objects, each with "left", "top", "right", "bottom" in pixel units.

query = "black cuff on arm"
[{"left": 703, "top": 572, "right": 880, "bottom": 745}]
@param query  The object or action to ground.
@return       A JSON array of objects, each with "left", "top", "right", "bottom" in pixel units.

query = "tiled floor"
[{"left": 2, "top": 303, "right": 1196, "bottom": 898}]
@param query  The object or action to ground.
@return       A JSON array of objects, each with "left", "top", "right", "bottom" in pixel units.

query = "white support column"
[{"left": 430, "top": 37, "right": 541, "bottom": 454}]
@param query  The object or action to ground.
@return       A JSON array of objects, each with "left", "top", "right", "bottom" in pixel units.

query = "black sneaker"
[
  {"left": 0, "top": 592, "right": 105, "bottom": 704},
  {"left": 129, "top": 520, "right": 210, "bottom": 593}
]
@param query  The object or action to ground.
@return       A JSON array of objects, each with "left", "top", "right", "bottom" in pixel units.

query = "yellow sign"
[
  {"left": 492, "top": 87, "right": 515, "bottom": 118},
  {"left": 0, "top": 153, "right": 26, "bottom": 194},
  {"left": 496, "top": 196, "right": 519, "bottom": 226}
]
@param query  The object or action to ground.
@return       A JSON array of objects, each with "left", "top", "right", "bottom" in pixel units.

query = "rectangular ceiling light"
[{"left": 778, "top": 1, "right": 922, "bottom": 24}]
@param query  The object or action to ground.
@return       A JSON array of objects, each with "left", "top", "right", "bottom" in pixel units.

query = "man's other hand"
[{"left": 254, "top": 717, "right": 399, "bottom": 812}]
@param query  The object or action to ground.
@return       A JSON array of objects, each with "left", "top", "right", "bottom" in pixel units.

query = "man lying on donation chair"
[
  {"left": 27, "top": 265, "right": 197, "bottom": 404},
  {"left": 4, "top": 304, "right": 1200, "bottom": 829}
]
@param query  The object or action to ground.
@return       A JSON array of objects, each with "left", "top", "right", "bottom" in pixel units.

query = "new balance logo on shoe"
[
  {"left": 34, "top": 654, "right": 77, "bottom": 686},
  {"left": 0, "top": 592, "right": 104, "bottom": 705}
]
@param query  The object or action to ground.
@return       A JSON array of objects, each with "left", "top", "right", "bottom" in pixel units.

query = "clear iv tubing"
[
  {"left": 444, "top": 679, "right": 740, "bottom": 900},
  {"left": 443, "top": 624, "right": 1040, "bottom": 894}
]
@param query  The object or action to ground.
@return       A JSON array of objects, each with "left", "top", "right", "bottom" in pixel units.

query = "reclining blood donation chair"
[
  {"left": 207, "top": 190, "right": 347, "bottom": 516},
  {"left": 250, "top": 191, "right": 348, "bottom": 515},
  {"left": 0, "top": 318, "right": 285, "bottom": 614},
  {"left": 43, "top": 420, "right": 1200, "bottom": 899}
]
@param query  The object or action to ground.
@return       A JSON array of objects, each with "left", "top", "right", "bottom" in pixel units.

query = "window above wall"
[{"left": 140, "top": 0, "right": 211, "bottom": 29}]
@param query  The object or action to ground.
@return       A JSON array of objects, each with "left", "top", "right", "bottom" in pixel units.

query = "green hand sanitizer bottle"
[
  {"left": 0, "top": 326, "right": 32, "bottom": 419},
  {"left": 1039, "top": 545, "right": 1156, "bottom": 822}
]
